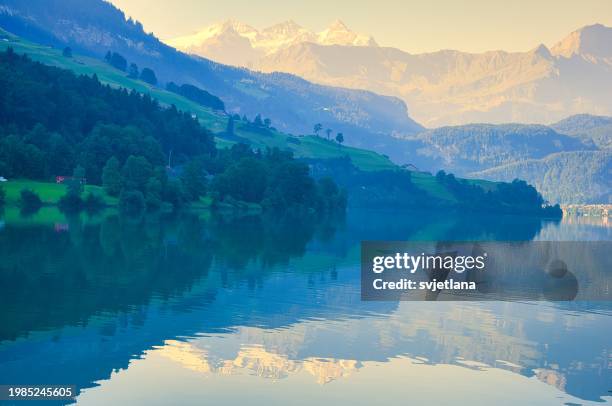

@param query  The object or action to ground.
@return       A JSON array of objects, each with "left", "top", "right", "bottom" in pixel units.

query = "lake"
[{"left": 0, "top": 208, "right": 610, "bottom": 405}]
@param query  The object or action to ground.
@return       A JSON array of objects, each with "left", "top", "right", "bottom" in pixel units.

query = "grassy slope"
[
  {"left": 0, "top": 28, "right": 394, "bottom": 172},
  {"left": 0, "top": 28, "right": 499, "bottom": 204}
]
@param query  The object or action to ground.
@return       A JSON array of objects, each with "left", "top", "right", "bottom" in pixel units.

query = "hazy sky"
[{"left": 109, "top": 0, "right": 612, "bottom": 53}]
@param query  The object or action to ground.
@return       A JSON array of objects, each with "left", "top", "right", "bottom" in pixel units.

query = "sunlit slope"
[{"left": 0, "top": 28, "right": 395, "bottom": 172}]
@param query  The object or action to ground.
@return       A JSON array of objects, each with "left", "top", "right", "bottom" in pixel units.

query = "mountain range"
[
  {"left": 169, "top": 20, "right": 612, "bottom": 128},
  {"left": 168, "top": 19, "right": 377, "bottom": 67},
  {"left": 0, "top": 0, "right": 422, "bottom": 145},
  {"left": 0, "top": 0, "right": 609, "bottom": 204}
]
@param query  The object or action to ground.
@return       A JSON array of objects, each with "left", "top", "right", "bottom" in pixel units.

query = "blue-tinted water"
[{"left": 0, "top": 209, "right": 610, "bottom": 405}]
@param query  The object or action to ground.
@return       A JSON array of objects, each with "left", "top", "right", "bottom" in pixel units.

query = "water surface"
[{"left": 0, "top": 209, "right": 610, "bottom": 405}]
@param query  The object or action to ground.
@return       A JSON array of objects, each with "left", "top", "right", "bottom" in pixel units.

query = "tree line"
[
  {"left": 313, "top": 123, "right": 344, "bottom": 145},
  {"left": 0, "top": 48, "right": 345, "bottom": 214},
  {"left": 104, "top": 51, "right": 157, "bottom": 85},
  {"left": 435, "top": 170, "right": 562, "bottom": 217}
]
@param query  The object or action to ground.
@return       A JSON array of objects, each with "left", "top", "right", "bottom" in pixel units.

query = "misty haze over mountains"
[
  {"left": 170, "top": 20, "right": 612, "bottom": 128},
  {"left": 0, "top": 0, "right": 609, "bottom": 204}
]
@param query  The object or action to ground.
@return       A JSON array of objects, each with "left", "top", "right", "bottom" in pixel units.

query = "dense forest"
[
  {"left": 474, "top": 151, "right": 611, "bottom": 204},
  {"left": 0, "top": 48, "right": 345, "bottom": 213},
  {"left": 309, "top": 156, "right": 561, "bottom": 216},
  {"left": 409, "top": 124, "right": 591, "bottom": 173},
  {"left": 434, "top": 171, "right": 562, "bottom": 216},
  {"left": 166, "top": 81, "right": 225, "bottom": 111}
]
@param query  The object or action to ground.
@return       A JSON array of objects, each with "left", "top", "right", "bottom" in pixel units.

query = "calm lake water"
[{"left": 0, "top": 208, "right": 610, "bottom": 405}]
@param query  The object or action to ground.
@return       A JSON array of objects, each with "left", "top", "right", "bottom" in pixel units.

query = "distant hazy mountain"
[
  {"left": 0, "top": 0, "right": 422, "bottom": 146},
  {"left": 397, "top": 115, "right": 611, "bottom": 203},
  {"left": 171, "top": 21, "right": 612, "bottom": 127},
  {"left": 473, "top": 151, "right": 611, "bottom": 204},
  {"left": 551, "top": 114, "right": 612, "bottom": 150},
  {"left": 403, "top": 124, "right": 592, "bottom": 174}
]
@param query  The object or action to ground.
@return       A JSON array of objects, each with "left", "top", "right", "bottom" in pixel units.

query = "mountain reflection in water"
[{"left": 0, "top": 208, "right": 609, "bottom": 405}]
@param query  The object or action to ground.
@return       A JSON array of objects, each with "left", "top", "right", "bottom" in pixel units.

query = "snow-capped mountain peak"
[
  {"left": 261, "top": 20, "right": 304, "bottom": 37},
  {"left": 167, "top": 18, "right": 377, "bottom": 55},
  {"left": 318, "top": 19, "right": 378, "bottom": 46},
  {"left": 167, "top": 19, "right": 259, "bottom": 50},
  {"left": 257, "top": 20, "right": 317, "bottom": 51}
]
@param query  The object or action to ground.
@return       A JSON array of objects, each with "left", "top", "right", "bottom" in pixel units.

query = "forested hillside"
[
  {"left": 399, "top": 120, "right": 610, "bottom": 204},
  {"left": 0, "top": 48, "right": 346, "bottom": 213},
  {"left": 0, "top": 47, "right": 561, "bottom": 217},
  {"left": 551, "top": 114, "right": 612, "bottom": 150},
  {"left": 403, "top": 124, "right": 591, "bottom": 173},
  {"left": 0, "top": 26, "right": 396, "bottom": 173},
  {"left": 473, "top": 151, "right": 611, "bottom": 204}
]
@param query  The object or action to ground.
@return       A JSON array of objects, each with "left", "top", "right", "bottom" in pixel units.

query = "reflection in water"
[
  {"left": 156, "top": 340, "right": 359, "bottom": 384},
  {"left": 0, "top": 208, "right": 610, "bottom": 405},
  {"left": 536, "top": 214, "right": 612, "bottom": 241}
]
